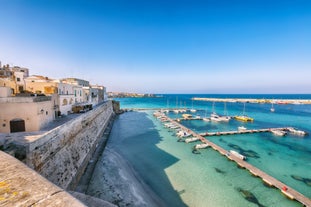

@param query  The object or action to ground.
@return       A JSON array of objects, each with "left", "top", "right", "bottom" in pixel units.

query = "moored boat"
[
  {"left": 287, "top": 127, "right": 307, "bottom": 136},
  {"left": 234, "top": 115, "right": 254, "bottom": 122},
  {"left": 238, "top": 126, "right": 247, "bottom": 131},
  {"left": 176, "top": 130, "right": 192, "bottom": 138},
  {"left": 271, "top": 129, "right": 287, "bottom": 136},
  {"left": 195, "top": 143, "right": 210, "bottom": 149},
  {"left": 229, "top": 150, "right": 246, "bottom": 160},
  {"left": 185, "top": 137, "right": 200, "bottom": 143},
  {"left": 235, "top": 102, "right": 254, "bottom": 122}
]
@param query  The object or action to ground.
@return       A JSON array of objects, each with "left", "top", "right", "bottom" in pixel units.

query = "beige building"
[
  {"left": 0, "top": 65, "right": 29, "bottom": 94},
  {"left": 25, "top": 77, "right": 77, "bottom": 116},
  {"left": 0, "top": 87, "right": 55, "bottom": 133}
]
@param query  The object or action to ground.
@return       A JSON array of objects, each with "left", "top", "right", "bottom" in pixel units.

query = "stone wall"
[
  {"left": 0, "top": 151, "right": 86, "bottom": 207},
  {"left": 25, "top": 101, "right": 114, "bottom": 190}
]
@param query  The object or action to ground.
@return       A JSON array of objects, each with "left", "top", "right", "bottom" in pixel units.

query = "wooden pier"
[
  {"left": 155, "top": 113, "right": 311, "bottom": 207},
  {"left": 199, "top": 127, "right": 289, "bottom": 137}
]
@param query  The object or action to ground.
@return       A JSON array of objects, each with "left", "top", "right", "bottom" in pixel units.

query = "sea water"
[{"left": 95, "top": 95, "right": 311, "bottom": 206}]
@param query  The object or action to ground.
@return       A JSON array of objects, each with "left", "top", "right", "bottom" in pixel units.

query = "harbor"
[{"left": 154, "top": 111, "right": 311, "bottom": 207}]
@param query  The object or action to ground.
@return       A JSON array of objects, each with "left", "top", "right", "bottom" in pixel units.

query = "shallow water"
[{"left": 90, "top": 95, "right": 311, "bottom": 206}]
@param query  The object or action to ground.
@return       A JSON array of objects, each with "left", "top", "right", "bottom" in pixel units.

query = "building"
[
  {"left": 0, "top": 65, "right": 29, "bottom": 94},
  {"left": 25, "top": 76, "right": 77, "bottom": 116},
  {"left": 0, "top": 86, "right": 55, "bottom": 133}
]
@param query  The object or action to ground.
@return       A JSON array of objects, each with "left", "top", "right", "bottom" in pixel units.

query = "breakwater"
[{"left": 193, "top": 97, "right": 311, "bottom": 104}]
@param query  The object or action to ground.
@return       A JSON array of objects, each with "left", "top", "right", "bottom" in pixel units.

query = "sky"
[{"left": 0, "top": 0, "right": 311, "bottom": 94}]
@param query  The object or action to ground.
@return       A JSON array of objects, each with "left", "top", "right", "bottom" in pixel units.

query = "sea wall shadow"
[{"left": 89, "top": 111, "right": 187, "bottom": 207}]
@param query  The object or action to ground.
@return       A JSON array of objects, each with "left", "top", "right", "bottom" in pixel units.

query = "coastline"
[{"left": 86, "top": 147, "right": 167, "bottom": 207}]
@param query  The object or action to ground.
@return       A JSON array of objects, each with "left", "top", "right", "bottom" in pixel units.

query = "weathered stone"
[
  {"left": 24, "top": 101, "right": 114, "bottom": 189},
  {"left": 0, "top": 151, "right": 85, "bottom": 207}
]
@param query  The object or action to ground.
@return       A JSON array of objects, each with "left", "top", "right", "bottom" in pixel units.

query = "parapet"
[{"left": 0, "top": 151, "right": 85, "bottom": 207}]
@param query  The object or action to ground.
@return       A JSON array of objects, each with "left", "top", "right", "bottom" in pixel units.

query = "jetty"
[
  {"left": 154, "top": 112, "right": 311, "bottom": 207},
  {"left": 199, "top": 127, "right": 293, "bottom": 137}
]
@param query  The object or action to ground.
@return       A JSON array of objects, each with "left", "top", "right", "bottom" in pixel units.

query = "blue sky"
[{"left": 1, "top": 0, "right": 310, "bottom": 93}]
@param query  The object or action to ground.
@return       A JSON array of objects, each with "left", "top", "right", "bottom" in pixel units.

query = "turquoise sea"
[{"left": 101, "top": 94, "right": 311, "bottom": 206}]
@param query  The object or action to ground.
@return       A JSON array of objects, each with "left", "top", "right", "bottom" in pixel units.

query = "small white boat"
[
  {"left": 287, "top": 127, "right": 307, "bottom": 136},
  {"left": 229, "top": 150, "right": 246, "bottom": 160},
  {"left": 211, "top": 113, "right": 231, "bottom": 122},
  {"left": 176, "top": 130, "right": 192, "bottom": 138},
  {"left": 238, "top": 126, "right": 247, "bottom": 131},
  {"left": 271, "top": 130, "right": 287, "bottom": 136},
  {"left": 203, "top": 117, "right": 211, "bottom": 122},
  {"left": 270, "top": 102, "right": 275, "bottom": 112},
  {"left": 195, "top": 143, "right": 210, "bottom": 149},
  {"left": 173, "top": 109, "right": 180, "bottom": 114},
  {"left": 185, "top": 137, "right": 200, "bottom": 143},
  {"left": 190, "top": 99, "right": 197, "bottom": 112}
]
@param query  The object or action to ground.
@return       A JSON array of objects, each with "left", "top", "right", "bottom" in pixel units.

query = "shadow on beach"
[{"left": 86, "top": 111, "right": 187, "bottom": 207}]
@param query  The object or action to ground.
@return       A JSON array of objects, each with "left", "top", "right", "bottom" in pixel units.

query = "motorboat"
[
  {"left": 271, "top": 129, "right": 287, "bottom": 136},
  {"left": 229, "top": 150, "right": 246, "bottom": 160},
  {"left": 238, "top": 126, "right": 247, "bottom": 131},
  {"left": 194, "top": 143, "right": 210, "bottom": 149}
]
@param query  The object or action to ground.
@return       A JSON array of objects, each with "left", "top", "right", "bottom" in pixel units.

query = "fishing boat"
[{"left": 234, "top": 103, "right": 254, "bottom": 122}]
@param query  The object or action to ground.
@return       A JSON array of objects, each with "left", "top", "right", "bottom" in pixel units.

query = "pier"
[
  {"left": 154, "top": 112, "right": 311, "bottom": 207},
  {"left": 199, "top": 127, "right": 290, "bottom": 137}
]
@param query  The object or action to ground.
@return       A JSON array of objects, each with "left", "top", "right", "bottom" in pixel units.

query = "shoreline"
[
  {"left": 193, "top": 97, "right": 311, "bottom": 104},
  {"left": 86, "top": 147, "right": 167, "bottom": 207}
]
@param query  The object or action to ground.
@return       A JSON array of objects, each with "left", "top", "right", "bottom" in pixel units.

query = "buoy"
[{"left": 282, "top": 186, "right": 288, "bottom": 191}]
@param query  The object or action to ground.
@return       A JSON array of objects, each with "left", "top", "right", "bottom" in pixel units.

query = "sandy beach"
[{"left": 86, "top": 147, "right": 166, "bottom": 207}]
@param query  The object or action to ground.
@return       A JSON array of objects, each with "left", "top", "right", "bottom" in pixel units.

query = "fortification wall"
[
  {"left": 0, "top": 151, "right": 86, "bottom": 207},
  {"left": 25, "top": 101, "right": 114, "bottom": 189}
]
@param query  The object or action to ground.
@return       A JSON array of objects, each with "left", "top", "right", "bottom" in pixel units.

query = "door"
[{"left": 10, "top": 119, "right": 25, "bottom": 133}]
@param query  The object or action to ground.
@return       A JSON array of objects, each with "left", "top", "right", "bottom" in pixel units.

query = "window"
[
  {"left": 62, "top": 99, "right": 68, "bottom": 106},
  {"left": 17, "top": 77, "right": 21, "bottom": 82}
]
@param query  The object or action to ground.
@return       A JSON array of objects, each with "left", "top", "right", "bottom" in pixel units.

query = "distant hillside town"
[
  {"left": 108, "top": 91, "right": 156, "bottom": 98},
  {"left": 0, "top": 62, "right": 108, "bottom": 133}
]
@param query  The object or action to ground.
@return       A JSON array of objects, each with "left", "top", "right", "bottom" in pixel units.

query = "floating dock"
[{"left": 155, "top": 113, "right": 311, "bottom": 207}]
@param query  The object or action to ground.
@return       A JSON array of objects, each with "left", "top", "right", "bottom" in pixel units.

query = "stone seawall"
[{"left": 25, "top": 101, "right": 114, "bottom": 190}]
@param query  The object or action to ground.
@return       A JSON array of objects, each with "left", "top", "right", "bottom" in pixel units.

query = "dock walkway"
[
  {"left": 199, "top": 127, "right": 289, "bottom": 137},
  {"left": 157, "top": 114, "right": 311, "bottom": 207}
]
